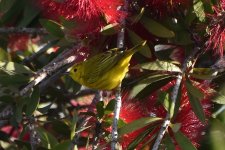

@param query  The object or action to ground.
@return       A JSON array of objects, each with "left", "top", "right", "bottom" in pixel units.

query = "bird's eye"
[{"left": 73, "top": 68, "right": 77, "bottom": 72}]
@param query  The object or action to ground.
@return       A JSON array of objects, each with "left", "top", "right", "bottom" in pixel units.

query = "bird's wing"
[{"left": 83, "top": 51, "right": 123, "bottom": 84}]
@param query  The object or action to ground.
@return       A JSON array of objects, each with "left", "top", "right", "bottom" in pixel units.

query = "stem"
[
  {"left": 111, "top": 85, "right": 122, "bottom": 149},
  {"left": 22, "top": 40, "right": 58, "bottom": 64},
  {"left": 0, "top": 27, "right": 47, "bottom": 34},
  {"left": 111, "top": 1, "right": 127, "bottom": 149},
  {"left": 152, "top": 48, "right": 200, "bottom": 150},
  {"left": 19, "top": 44, "right": 81, "bottom": 96}
]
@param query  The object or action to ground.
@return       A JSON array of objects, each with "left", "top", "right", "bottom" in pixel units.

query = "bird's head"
[{"left": 69, "top": 63, "right": 83, "bottom": 82}]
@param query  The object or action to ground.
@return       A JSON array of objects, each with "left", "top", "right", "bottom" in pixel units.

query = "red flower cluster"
[
  {"left": 206, "top": 0, "right": 225, "bottom": 57},
  {"left": 35, "top": 0, "right": 125, "bottom": 35},
  {"left": 117, "top": 80, "right": 212, "bottom": 149},
  {"left": 8, "top": 34, "right": 31, "bottom": 52}
]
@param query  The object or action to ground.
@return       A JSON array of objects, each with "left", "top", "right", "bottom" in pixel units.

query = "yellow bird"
[{"left": 69, "top": 41, "right": 146, "bottom": 90}]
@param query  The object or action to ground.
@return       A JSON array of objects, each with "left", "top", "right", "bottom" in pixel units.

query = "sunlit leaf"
[
  {"left": 189, "top": 68, "right": 217, "bottom": 80},
  {"left": 127, "top": 29, "right": 152, "bottom": 58},
  {"left": 118, "top": 117, "right": 162, "bottom": 136},
  {"left": 193, "top": 0, "right": 205, "bottom": 22},
  {"left": 100, "top": 23, "right": 119, "bottom": 35},
  {"left": 130, "top": 7, "right": 145, "bottom": 24},
  {"left": 0, "top": 61, "right": 33, "bottom": 74},
  {"left": 138, "top": 60, "right": 181, "bottom": 72}
]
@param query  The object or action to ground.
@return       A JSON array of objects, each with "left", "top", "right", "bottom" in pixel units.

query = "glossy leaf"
[
  {"left": 174, "top": 131, "right": 197, "bottom": 150},
  {"left": 130, "top": 7, "right": 145, "bottom": 24},
  {"left": 0, "top": 61, "right": 33, "bottom": 74},
  {"left": 100, "top": 23, "right": 118, "bottom": 35},
  {"left": 105, "top": 99, "right": 115, "bottom": 114},
  {"left": 193, "top": 0, "right": 205, "bottom": 22},
  {"left": 40, "top": 19, "right": 64, "bottom": 38},
  {"left": 118, "top": 117, "right": 161, "bottom": 136},
  {"left": 127, "top": 29, "right": 152, "bottom": 58},
  {"left": 138, "top": 60, "right": 181, "bottom": 72},
  {"left": 127, "top": 126, "right": 154, "bottom": 150},
  {"left": 37, "top": 127, "right": 59, "bottom": 149},
  {"left": 0, "top": 48, "right": 9, "bottom": 61},
  {"left": 130, "top": 74, "right": 172, "bottom": 98},
  {"left": 96, "top": 101, "right": 104, "bottom": 118},
  {"left": 53, "top": 140, "right": 71, "bottom": 150},
  {"left": 163, "top": 135, "right": 176, "bottom": 150},
  {"left": 185, "top": 79, "right": 205, "bottom": 122},
  {"left": 25, "top": 87, "right": 40, "bottom": 116},
  {"left": 189, "top": 68, "right": 217, "bottom": 80},
  {"left": 140, "top": 16, "right": 175, "bottom": 38}
]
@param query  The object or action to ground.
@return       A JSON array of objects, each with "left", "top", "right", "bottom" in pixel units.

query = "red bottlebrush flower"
[
  {"left": 8, "top": 34, "right": 30, "bottom": 52},
  {"left": 206, "top": 2, "right": 225, "bottom": 57},
  {"left": 144, "top": 0, "right": 191, "bottom": 17},
  {"left": 114, "top": 80, "right": 212, "bottom": 149},
  {"left": 35, "top": 0, "right": 125, "bottom": 35}
]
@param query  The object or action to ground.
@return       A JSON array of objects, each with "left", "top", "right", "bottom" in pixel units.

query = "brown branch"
[
  {"left": 19, "top": 44, "right": 82, "bottom": 96},
  {"left": 0, "top": 27, "right": 47, "bottom": 35}
]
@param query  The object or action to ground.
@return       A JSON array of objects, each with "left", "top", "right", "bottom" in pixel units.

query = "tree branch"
[
  {"left": 0, "top": 27, "right": 47, "bottom": 35},
  {"left": 19, "top": 44, "right": 82, "bottom": 96},
  {"left": 152, "top": 48, "right": 200, "bottom": 150},
  {"left": 111, "top": 2, "right": 127, "bottom": 149}
]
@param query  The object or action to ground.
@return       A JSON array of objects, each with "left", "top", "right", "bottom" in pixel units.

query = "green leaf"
[
  {"left": 140, "top": 16, "right": 175, "bottom": 38},
  {"left": 37, "top": 127, "right": 59, "bottom": 149},
  {"left": 131, "top": 76, "right": 173, "bottom": 99},
  {"left": 130, "top": 7, "right": 145, "bottom": 24},
  {"left": 0, "top": 0, "right": 23, "bottom": 25},
  {"left": 139, "top": 60, "right": 181, "bottom": 72},
  {"left": 127, "top": 127, "right": 154, "bottom": 150},
  {"left": 96, "top": 101, "right": 104, "bottom": 118},
  {"left": 100, "top": 23, "right": 119, "bottom": 35},
  {"left": 104, "top": 99, "right": 115, "bottom": 114},
  {"left": 193, "top": 0, "right": 205, "bottom": 22},
  {"left": 52, "top": 121, "right": 70, "bottom": 138},
  {"left": 52, "top": 140, "right": 71, "bottom": 150},
  {"left": 0, "top": 0, "right": 16, "bottom": 14},
  {"left": 15, "top": 97, "right": 28, "bottom": 123},
  {"left": 185, "top": 79, "right": 204, "bottom": 99},
  {"left": 0, "top": 61, "right": 33, "bottom": 75},
  {"left": 210, "top": 119, "right": 225, "bottom": 150},
  {"left": 170, "top": 123, "right": 181, "bottom": 133},
  {"left": 118, "top": 117, "right": 162, "bottom": 136},
  {"left": 185, "top": 79, "right": 205, "bottom": 122},
  {"left": 40, "top": 19, "right": 64, "bottom": 38},
  {"left": 25, "top": 87, "right": 40, "bottom": 116},
  {"left": 18, "top": 2, "right": 40, "bottom": 27},
  {"left": 189, "top": 68, "right": 217, "bottom": 80},
  {"left": 213, "top": 83, "right": 225, "bottom": 104},
  {"left": 163, "top": 135, "right": 175, "bottom": 150},
  {"left": 174, "top": 131, "right": 197, "bottom": 150},
  {"left": 0, "top": 48, "right": 9, "bottom": 61},
  {"left": 127, "top": 29, "right": 152, "bottom": 58},
  {"left": 0, "top": 74, "right": 29, "bottom": 85},
  {"left": 130, "top": 74, "right": 172, "bottom": 98},
  {"left": 158, "top": 92, "right": 170, "bottom": 111}
]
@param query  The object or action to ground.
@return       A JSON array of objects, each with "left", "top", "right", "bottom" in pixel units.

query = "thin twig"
[
  {"left": 28, "top": 116, "right": 41, "bottom": 150},
  {"left": 152, "top": 48, "right": 200, "bottom": 150},
  {"left": 111, "top": 2, "right": 127, "bottom": 149},
  {"left": 0, "top": 27, "right": 47, "bottom": 35},
  {"left": 19, "top": 44, "right": 81, "bottom": 96},
  {"left": 22, "top": 40, "right": 59, "bottom": 64}
]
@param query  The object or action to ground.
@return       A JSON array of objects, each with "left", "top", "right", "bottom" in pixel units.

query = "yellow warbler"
[{"left": 69, "top": 41, "right": 146, "bottom": 90}]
